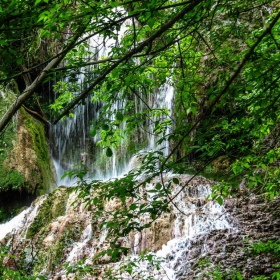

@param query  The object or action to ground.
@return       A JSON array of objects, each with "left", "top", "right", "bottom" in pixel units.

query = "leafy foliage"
[
  {"left": 0, "top": 245, "right": 46, "bottom": 280},
  {"left": 1, "top": 0, "right": 280, "bottom": 278}
]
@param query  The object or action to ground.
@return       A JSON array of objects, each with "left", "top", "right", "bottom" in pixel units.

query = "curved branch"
[
  {"left": 160, "top": 10, "right": 280, "bottom": 170},
  {"left": 53, "top": 0, "right": 204, "bottom": 124},
  {"left": 0, "top": 26, "right": 88, "bottom": 132},
  {"left": 22, "top": 105, "right": 48, "bottom": 125}
]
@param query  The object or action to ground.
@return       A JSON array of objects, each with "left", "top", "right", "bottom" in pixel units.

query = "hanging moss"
[
  {"left": 0, "top": 84, "right": 57, "bottom": 222},
  {"left": 0, "top": 87, "right": 19, "bottom": 176},
  {"left": 0, "top": 87, "right": 27, "bottom": 221},
  {"left": 1, "top": 84, "right": 56, "bottom": 195}
]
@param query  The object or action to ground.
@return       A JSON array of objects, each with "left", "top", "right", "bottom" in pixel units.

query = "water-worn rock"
[
  {"left": 182, "top": 193, "right": 280, "bottom": 279},
  {"left": 0, "top": 176, "right": 279, "bottom": 279}
]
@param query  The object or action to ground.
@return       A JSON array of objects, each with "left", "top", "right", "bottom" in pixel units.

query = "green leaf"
[
  {"left": 129, "top": 204, "right": 137, "bottom": 210},
  {"left": 110, "top": 2, "right": 119, "bottom": 8},
  {"left": 111, "top": 68, "right": 119, "bottom": 78},
  {"left": 102, "top": 124, "right": 110, "bottom": 131},
  {"left": 8, "top": 48, "right": 17, "bottom": 55},
  {"left": 125, "top": 266, "right": 133, "bottom": 275},
  {"left": 191, "top": 106, "right": 197, "bottom": 115},
  {"left": 147, "top": 17, "right": 155, "bottom": 28},
  {"left": 217, "top": 197, "right": 223, "bottom": 205},
  {"left": 106, "top": 147, "right": 113, "bottom": 157},
  {"left": 90, "top": 127, "right": 97, "bottom": 137},
  {"left": 16, "top": 58, "right": 23, "bottom": 65},
  {"left": 172, "top": 178, "right": 179, "bottom": 184},
  {"left": 0, "top": 40, "right": 8, "bottom": 46},
  {"left": 125, "top": 76, "right": 131, "bottom": 85},
  {"left": 155, "top": 183, "right": 162, "bottom": 190},
  {"left": 116, "top": 112, "right": 123, "bottom": 121},
  {"left": 208, "top": 151, "right": 214, "bottom": 156}
]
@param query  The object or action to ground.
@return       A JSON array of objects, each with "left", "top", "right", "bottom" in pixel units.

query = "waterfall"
[
  {"left": 0, "top": 195, "right": 46, "bottom": 241},
  {"left": 50, "top": 28, "right": 174, "bottom": 185},
  {"left": 0, "top": 17, "right": 234, "bottom": 280}
]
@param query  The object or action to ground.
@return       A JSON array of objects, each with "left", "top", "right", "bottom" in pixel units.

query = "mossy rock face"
[
  {"left": 27, "top": 186, "right": 72, "bottom": 239},
  {"left": 4, "top": 107, "right": 56, "bottom": 195},
  {"left": 0, "top": 87, "right": 23, "bottom": 189},
  {"left": 0, "top": 85, "right": 56, "bottom": 221},
  {"left": 23, "top": 187, "right": 90, "bottom": 275},
  {"left": 31, "top": 216, "right": 86, "bottom": 274}
]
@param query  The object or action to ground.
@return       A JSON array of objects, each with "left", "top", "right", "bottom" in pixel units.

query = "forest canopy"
[{"left": 1, "top": 0, "right": 279, "bottom": 184}]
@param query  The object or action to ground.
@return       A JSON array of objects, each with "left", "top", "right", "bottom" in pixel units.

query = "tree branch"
[
  {"left": 53, "top": 0, "right": 204, "bottom": 124},
  {"left": 0, "top": 26, "right": 88, "bottom": 132},
  {"left": 161, "top": 10, "right": 280, "bottom": 170}
]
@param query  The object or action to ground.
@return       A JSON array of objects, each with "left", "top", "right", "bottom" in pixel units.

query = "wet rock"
[{"left": 0, "top": 176, "right": 279, "bottom": 279}]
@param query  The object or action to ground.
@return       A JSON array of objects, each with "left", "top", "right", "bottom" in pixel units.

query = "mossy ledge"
[{"left": 23, "top": 187, "right": 88, "bottom": 274}]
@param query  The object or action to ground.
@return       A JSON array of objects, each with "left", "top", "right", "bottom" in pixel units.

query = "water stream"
[
  {"left": 50, "top": 23, "right": 174, "bottom": 185},
  {"left": 0, "top": 24, "right": 235, "bottom": 280},
  {"left": 0, "top": 196, "right": 46, "bottom": 241}
]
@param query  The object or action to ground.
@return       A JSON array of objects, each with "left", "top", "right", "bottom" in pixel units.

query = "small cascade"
[
  {"left": 127, "top": 175, "right": 233, "bottom": 280},
  {"left": 50, "top": 28, "right": 174, "bottom": 184},
  {"left": 0, "top": 175, "right": 235, "bottom": 279},
  {"left": 147, "top": 83, "right": 174, "bottom": 155},
  {"left": 66, "top": 224, "right": 93, "bottom": 263},
  {"left": 0, "top": 209, "right": 29, "bottom": 241},
  {"left": 0, "top": 195, "right": 47, "bottom": 241}
]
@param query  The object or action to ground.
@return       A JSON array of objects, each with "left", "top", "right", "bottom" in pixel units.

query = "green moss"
[
  {"left": 27, "top": 187, "right": 71, "bottom": 238},
  {"left": 1, "top": 85, "right": 55, "bottom": 195},
  {"left": 31, "top": 219, "right": 84, "bottom": 275},
  {"left": 52, "top": 223, "right": 83, "bottom": 265},
  {"left": 0, "top": 88, "right": 21, "bottom": 185},
  {"left": 20, "top": 108, "right": 55, "bottom": 194},
  {"left": 0, "top": 167, "right": 25, "bottom": 191},
  {"left": 0, "top": 87, "right": 31, "bottom": 221}
]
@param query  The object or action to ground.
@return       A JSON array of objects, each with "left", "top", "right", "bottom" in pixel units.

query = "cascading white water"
[
  {"left": 120, "top": 175, "right": 233, "bottom": 280},
  {"left": 66, "top": 224, "right": 93, "bottom": 263},
  {"left": 0, "top": 175, "right": 235, "bottom": 279},
  {"left": 49, "top": 17, "right": 174, "bottom": 185},
  {"left": 0, "top": 15, "right": 234, "bottom": 280},
  {"left": 155, "top": 184, "right": 231, "bottom": 280},
  {"left": 0, "top": 195, "right": 46, "bottom": 241}
]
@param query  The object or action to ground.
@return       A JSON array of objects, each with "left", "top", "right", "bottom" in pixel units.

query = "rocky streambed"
[{"left": 0, "top": 174, "right": 279, "bottom": 279}]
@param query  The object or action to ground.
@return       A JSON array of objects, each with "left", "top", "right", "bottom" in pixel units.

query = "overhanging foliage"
[{"left": 0, "top": 0, "right": 280, "bottom": 278}]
